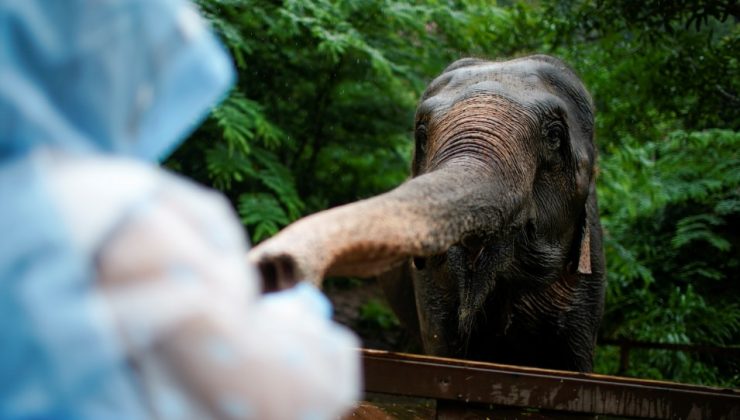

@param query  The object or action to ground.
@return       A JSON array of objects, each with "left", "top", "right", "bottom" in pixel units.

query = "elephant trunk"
[{"left": 249, "top": 161, "right": 531, "bottom": 290}]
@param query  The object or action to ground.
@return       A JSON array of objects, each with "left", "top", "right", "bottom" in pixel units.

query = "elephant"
[{"left": 248, "top": 55, "right": 605, "bottom": 372}]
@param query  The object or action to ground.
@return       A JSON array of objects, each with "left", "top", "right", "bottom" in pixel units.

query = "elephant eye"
[
  {"left": 415, "top": 123, "right": 428, "bottom": 153},
  {"left": 544, "top": 121, "right": 566, "bottom": 151}
]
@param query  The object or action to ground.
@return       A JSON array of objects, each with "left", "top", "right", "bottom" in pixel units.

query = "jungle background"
[{"left": 170, "top": 0, "right": 739, "bottom": 386}]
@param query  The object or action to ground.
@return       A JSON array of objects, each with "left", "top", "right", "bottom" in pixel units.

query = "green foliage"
[
  {"left": 172, "top": 0, "right": 739, "bottom": 386},
  {"left": 543, "top": 0, "right": 739, "bottom": 142},
  {"left": 172, "top": 1, "right": 307, "bottom": 242},
  {"left": 596, "top": 129, "right": 739, "bottom": 385},
  {"left": 359, "top": 299, "right": 401, "bottom": 331}
]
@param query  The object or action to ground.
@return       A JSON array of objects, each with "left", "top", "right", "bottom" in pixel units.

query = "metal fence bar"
[
  {"left": 360, "top": 349, "right": 740, "bottom": 419},
  {"left": 598, "top": 339, "right": 740, "bottom": 375},
  {"left": 600, "top": 339, "right": 740, "bottom": 357}
]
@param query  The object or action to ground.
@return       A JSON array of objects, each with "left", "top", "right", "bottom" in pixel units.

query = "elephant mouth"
[{"left": 449, "top": 234, "right": 515, "bottom": 342}]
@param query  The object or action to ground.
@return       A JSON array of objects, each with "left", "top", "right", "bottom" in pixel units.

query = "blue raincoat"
[{"left": 0, "top": 1, "right": 360, "bottom": 418}]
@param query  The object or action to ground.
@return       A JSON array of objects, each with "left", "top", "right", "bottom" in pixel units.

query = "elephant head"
[{"left": 249, "top": 55, "right": 605, "bottom": 372}]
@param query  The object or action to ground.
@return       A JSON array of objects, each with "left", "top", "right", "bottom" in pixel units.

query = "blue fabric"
[
  {"left": 0, "top": 157, "right": 145, "bottom": 419},
  {"left": 262, "top": 283, "right": 334, "bottom": 319},
  {"left": 0, "top": 0, "right": 234, "bottom": 161},
  {"left": 0, "top": 0, "right": 234, "bottom": 417}
]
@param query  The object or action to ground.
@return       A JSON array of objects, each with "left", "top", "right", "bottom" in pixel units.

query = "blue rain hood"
[{"left": 0, "top": 0, "right": 234, "bottom": 161}]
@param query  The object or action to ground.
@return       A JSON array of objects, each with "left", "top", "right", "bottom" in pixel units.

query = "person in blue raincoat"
[{"left": 0, "top": 0, "right": 360, "bottom": 418}]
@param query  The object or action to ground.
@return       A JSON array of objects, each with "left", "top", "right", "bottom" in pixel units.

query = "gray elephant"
[{"left": 249, "top": 55, "right": 605, "bottom": 372}]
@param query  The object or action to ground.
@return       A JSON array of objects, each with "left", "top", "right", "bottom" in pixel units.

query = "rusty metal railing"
[{"left": 354, "top": 349, "right": 740, "bottom": 419}]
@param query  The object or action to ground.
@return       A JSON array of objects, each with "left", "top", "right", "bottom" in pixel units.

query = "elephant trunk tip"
[
  {"left": 257, "top": 254, "right": 300, "bottom": 293},
  {"left": 457, "top": 307, "right": 477, "bottom": 354},
  {"left": 457, "top": 273, "right": 497, "bottom": 342}
]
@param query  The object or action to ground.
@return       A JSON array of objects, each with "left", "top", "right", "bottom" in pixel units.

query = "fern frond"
[
  {"left": 251, "top": 148, "right": 304, "bottom": 220},
  {"left": 238, "top": 193, "right": 291, "bottom": 243},
  {"left": 205, "top": 145, "right": 254, "bottom": 191}
]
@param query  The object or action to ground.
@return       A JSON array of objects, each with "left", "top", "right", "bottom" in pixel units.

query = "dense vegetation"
[{"left": 172, "top": 0, "right": 739, "bottom": 386}]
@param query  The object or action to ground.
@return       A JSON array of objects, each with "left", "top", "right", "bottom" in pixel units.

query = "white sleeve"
[{"left": 96, "top": 181, "right": 361, "bottom": 420}]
